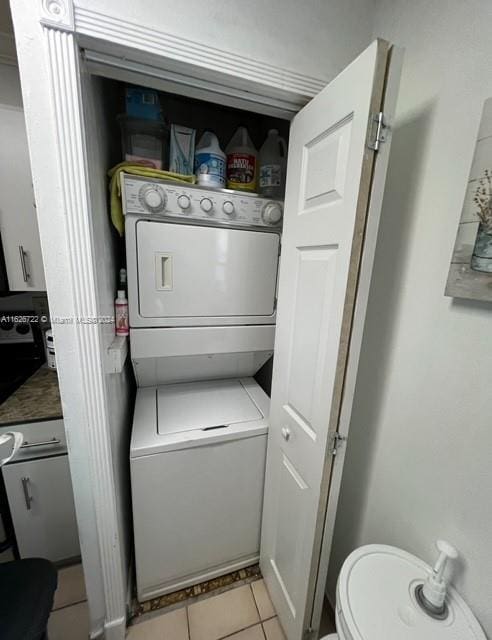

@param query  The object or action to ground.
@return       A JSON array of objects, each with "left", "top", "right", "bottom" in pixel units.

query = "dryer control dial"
[
  {"left": 177, "top": 194, "right": 191, "bottom": 210},
  {"left": 261, "top": 201, "right": 283, "bottom": 225},
  {"left": 139, "top": 184, "right": 167, "bottom": 213},
  {"left": 222, "top": 201, "right": 235, "bottom": 215},
  {"left": 200, "top": 197, "right": 214, "bottom": 214}
]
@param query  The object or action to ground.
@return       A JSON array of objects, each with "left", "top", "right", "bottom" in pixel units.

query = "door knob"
[{"left": 281, "top": 427, "right": 291, "bottom": 441}]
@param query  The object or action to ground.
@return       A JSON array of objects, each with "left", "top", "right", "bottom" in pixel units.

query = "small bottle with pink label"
[{"left": 115, "top": 290, "right": 129, "bottom": 336}]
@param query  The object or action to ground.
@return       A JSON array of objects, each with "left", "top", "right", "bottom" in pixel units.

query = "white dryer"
[
  {"left": 123, "top": 174, "right": 282, "bottom": 386},
  {"left": 123, "top": 175, "right": 283, "bottom": 329},
  {"left": 130, "top": 377, "right": 269, "bottom": 602}
]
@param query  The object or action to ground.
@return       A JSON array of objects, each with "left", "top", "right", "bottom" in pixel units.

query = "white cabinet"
[
  {"left": 0, "top": 104, "right": 46, "bottom": 291},
  {"left": 3, "top": 454, "right": 80, "bottom": 562}
]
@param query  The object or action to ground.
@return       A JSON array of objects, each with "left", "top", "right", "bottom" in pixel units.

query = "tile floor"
[
  {"left": 48, "top": 563, "right": 90, "bottom": 640},
  {"left": 46, "top": 569, "right": 336, "bottom": 640},
  {"left": 128, "top": 580, "right": 336, "bottom": 640},
  {"left": 128, "top": 580, "right": 284, "bottom": 640}
]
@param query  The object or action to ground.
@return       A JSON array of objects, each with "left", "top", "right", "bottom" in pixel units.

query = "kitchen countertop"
[{"left": 0, "top": 366, "right": 63, "bottom": 426}]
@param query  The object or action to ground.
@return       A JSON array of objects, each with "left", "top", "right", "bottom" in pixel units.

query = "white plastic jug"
[
  {"left": 195, "top": 131, "right": 226, "bottom": 187},
  {"left": 226, "top": 126, "right": 258, "bottom": 192},
  {"left": 259, "top": 129, "right": 287, "bottom": 199}
]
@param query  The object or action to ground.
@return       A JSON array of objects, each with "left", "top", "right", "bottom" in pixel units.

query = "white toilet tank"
[{"left": 331, "top": 545, "right": 486, "bottom": 640}]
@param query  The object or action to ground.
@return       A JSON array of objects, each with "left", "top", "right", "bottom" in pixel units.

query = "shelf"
[{"left": 106, "top": 335, "right": 128, "bottom": 374}]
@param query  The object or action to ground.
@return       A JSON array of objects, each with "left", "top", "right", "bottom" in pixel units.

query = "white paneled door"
[{"left": 261, "top": 40, "right": 396, "bottom": 640}]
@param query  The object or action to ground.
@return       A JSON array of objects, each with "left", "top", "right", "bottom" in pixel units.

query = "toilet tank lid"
[{"left": 336, "top": 545, "right": 486, "bottom": 640}]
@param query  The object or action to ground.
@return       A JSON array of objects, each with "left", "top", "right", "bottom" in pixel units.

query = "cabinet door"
[
  {"left": 3, "top": 455, "right": 80, "bottom": 562},
  {"left": 0, "top": 105, "right": 46, "bottom": 291}
]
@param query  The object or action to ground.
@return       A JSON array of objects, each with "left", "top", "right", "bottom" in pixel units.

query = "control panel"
[
  {"left": 0, "top": 315, "right": 35, "bottom": 344},
  {"left": 122, "top": 175, "right": 283, "bottom": 228}
]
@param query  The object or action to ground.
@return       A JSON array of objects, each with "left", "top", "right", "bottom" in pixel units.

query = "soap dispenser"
[{"left": 416, "top": 539, "right": 459, "bottom": 619}]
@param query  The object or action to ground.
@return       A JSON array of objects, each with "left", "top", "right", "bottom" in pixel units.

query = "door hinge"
[
  {"left": 331, "top": 432, "right": 347, "bottom": 456},
  {"left": 367, "top": 111, "right": 387, "bottom": 152}
]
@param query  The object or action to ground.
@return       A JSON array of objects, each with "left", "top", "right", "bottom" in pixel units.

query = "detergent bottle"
[
  {"left": 194, "top": 131, "right": 226, "bottom": 187},
  {"left": 226, "top": 126, "right": 257, "bottom": 192},
  {"left": 259, "top": 129, "right": 287, "bottom": 199}
]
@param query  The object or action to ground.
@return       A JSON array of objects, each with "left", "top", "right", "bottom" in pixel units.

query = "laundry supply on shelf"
[
  {"left": 125, "top": 87, "right": 162, "bottom": 121},
  {"left": 117, "top": 116, "right": 169, "bottom": 170},
  {"left": 117, "top": 87, "right": 168, "bottom": 169},
  {"left": 194, "top": 131, "right": 226, "bottom": 187},
  {"left": 226, "top": 126, "right": 258, "bottom": 192},
  {"left": 259, "top": 129, "right": 287, "bottom": 199},
  {"left": 169, "top": 124, "right": 196, "bottom": 175}
]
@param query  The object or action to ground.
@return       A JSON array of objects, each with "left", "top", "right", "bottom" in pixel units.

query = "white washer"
[{"left": 130, "top": 377, "right": 269, "bottom": 602}]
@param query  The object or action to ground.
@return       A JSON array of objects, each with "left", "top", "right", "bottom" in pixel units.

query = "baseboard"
[
  {"left": 104, "top": 615, "right": 127, "bottom": 640},
  {"left": 89, "top": 625, "right": 104, "bottom": 640}
]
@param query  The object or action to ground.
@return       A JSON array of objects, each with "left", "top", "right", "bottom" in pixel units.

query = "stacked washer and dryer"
[{"left": 122, "top": 174, "right": 283, "bottom": 602}]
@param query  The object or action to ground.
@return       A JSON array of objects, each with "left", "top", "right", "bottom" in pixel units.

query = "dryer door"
[{"left": 135, "top": 219, "right": 280, "bottom": 326}]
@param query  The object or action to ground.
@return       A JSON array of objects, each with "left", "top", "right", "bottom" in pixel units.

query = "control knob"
[
  {"left": 138, "top": 184, "right": 166, "bottom": 213},
  {"left": 200, "top": 197, "right": 214, "bottom": 214},
  {"left": 177, "top": 194, "right": 191, "bottom": 210},
  {"left": 222, "top": 201, "right": 235, "bottom": 215},
  {"left": 261, "top": 201, "right": 283, "bottom": 225},
  {"left": 16, "top": 323, "right": 30, "bottom": 335}
]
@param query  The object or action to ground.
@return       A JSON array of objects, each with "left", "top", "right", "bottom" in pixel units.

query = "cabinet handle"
[
  {"left": 18, "top": 245, "right": 30, "bottom": 282},
  {"left": 21, "top": 477, "right": 33, "bottom": 510},
  {"left": 21, "top": 438, "right": 61, "bottom": 449}
]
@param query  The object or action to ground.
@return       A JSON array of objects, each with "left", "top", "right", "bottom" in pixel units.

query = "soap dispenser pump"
[{"left": 416, "top": 540, "right": 459, "bottom": 619}]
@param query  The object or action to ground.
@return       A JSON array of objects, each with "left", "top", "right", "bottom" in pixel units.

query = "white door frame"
[{"left": 10, "top": 2, "right": 327, "bottom": 638}]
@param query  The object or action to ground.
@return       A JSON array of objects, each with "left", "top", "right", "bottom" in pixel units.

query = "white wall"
[
  {"left": 77, "top": 0, "right": 375, "bottom": 83},
  {"left": 328, "top": 0, "right": 492, "bottom": 633},
  {"left": 0, "top": 63, "right": 21, "bottom": 107}
]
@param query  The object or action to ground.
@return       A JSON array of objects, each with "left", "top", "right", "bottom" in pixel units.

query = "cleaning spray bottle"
[{"left": 226, "top": 126, "right": 257, "bottom": 192}]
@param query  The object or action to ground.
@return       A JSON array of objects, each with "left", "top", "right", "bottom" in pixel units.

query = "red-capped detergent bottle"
[{"left": 226, "top": 126, "right": 257, "bottom": 192}]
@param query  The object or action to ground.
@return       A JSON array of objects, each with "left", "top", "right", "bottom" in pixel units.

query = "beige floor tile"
[
  {"left": 251, "top": 580, "right": 275, "bottom": 620},
  {"left": 227, "top": 624, "right": 265, "bottom": 640},
  {"left": 188, "top": 584, "right": 259, "bottom": 640},
  {"left": 53, "top": 563, "right": 87, "bottom": 610},
  {"left": 262, "top": 617, "right": 285, "bottom": 640},
  {"left": 127, "top": 607, "right": 189, "bottom": 640},
  {"left": 48, "top": 601, "right": 90, "bottom": 640}
]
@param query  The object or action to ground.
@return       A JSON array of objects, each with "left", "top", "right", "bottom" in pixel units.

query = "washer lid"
[
  {"left": 157, "top": 378, "right": 263, "bottom": 436},
  {"left": 338, "top": 545, "right": 486, "bottom": 640}
]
